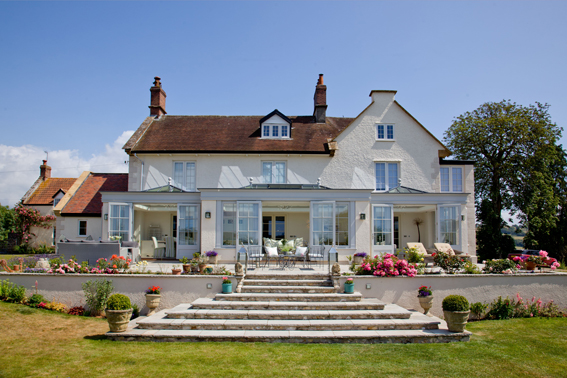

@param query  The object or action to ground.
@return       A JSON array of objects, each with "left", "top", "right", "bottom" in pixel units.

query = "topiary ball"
[
  {"left": 442, "top": 295, "right": 469, "bottom": 312},
  {"left": 106, "top": 293, "right": 132, "bottom": 310}
]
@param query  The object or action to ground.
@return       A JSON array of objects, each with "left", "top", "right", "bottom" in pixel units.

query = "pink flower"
[{"left": 539, "top": 250, "right": 548, "bottom": 258}]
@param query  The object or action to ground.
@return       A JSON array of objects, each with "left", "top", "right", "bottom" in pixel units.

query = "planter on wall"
[
  {"left": 418, "top": 296, "right": 434, "bottom": 315},
  {"left": 145, "top": 294, "right": 161, "bottom": 316}
]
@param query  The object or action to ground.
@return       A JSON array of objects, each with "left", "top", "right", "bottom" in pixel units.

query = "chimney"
[
  {"left": 149, "top": 76, "right": 167, "bottom": 117},
  {"left": 40, "top": 160, "right": 51, "bottom": 180},
  {"left": 313, "top": 74, "right": 327, "bottom": 123}
]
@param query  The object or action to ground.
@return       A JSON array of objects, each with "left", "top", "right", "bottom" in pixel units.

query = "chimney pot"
[
  {"left": 149, "top": 76, "right": 167, "bottom": 117},
  {"left": 40, "top": 160, "right": 51, "bottom": 180}
]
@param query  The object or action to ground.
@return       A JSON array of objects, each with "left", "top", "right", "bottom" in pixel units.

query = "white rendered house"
[{"left": 100, "top": 75, "right": 476, "bottom": 263}]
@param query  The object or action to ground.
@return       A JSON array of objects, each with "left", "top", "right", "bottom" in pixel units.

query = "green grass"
[{"left": 1, "top": 301, "right": 566, "bottom": 377}]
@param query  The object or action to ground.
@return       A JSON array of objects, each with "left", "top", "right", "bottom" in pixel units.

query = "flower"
[
  {"left": 222, "top": 276, "right": 232, "bottom": 284},
  {"left": 417, "top": 285, "right": 432, "bottom": 297},
  {"left": 145, "top": 286, "right": 161, "bottom": 294},
  {"left": 539, "top": 250, "right": 548, "bottom": 258},
  {"left": 345, "top": 278, "right": 354, "bottom": 284}
]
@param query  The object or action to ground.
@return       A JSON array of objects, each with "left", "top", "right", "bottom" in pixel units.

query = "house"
[
  {"left": 98, "top": 75, "right": 476, "bottom": 263},
  {"left": 21, "top": 160, "right": 76, "bottom": 247}
]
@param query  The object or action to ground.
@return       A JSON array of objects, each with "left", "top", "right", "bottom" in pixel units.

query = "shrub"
[
  {"left": 463, "top": 261, "right": 482, "bottom": 274},
  {"left": 45, "top": 301, "right": 67, "bottom": 313},
  {"left": 106, "top": 293, "right": 131, "bottom": 310},
  {"left": 68, "top": 306, "right": 85, "bottom": 316},
  {"left": 470, "top": 302, "right": 488, "bottom": 319},
  {"left": 433, "top": 251, "right": 466, "bottom": 274},
  {"left": 82, "top": 278, "right": 114, "bottom": 316},
  {"left": 356, "top": 253, "right": 418, "bottom": 277},
  {"left": 483, "top": 259, "right": 518, "bottom": 274},
  {"left": 403, "top": 247, "right": 423, "bottom": 264},
  {"left": 486, "top": 296, "right": 515, "bottom": 320},
  {"left": 0, "top": 279, "right": 26, "bottom": 303},
  {"left": 442, "top": 295, "right": 469, "bottom": 312},
  {"left": 131, "top": 303, "right": 140, "bottom": 319},
  {"left": 27, "top": 293, "right": 46, "bottom": 308}
]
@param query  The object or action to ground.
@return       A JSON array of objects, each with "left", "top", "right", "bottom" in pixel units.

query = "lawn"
[{"left": 0, "top": 302, "right": 566, "bottom": 377}]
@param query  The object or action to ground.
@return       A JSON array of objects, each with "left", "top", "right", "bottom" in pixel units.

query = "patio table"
[{"left": 278, "top": 253, "right": 296, "bottom": 269}]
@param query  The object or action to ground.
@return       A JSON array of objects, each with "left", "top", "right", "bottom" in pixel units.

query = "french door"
[
  {"left": 177, "top": 204, "right": 200, "bottom": 258},
  {"left": 236, "top": 201, "right": 262, "bottom": 246},
  {"left": 437, "top": 204, "right": 461, "bottom": 250},
  {"left": 372, "top": 204, "right": 394, "bottom": 254}
]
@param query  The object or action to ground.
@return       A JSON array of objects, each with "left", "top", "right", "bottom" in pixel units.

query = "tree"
[
  {"left": 443, "top": 100, "right": 563, "bottom": 259},
  {"left": 0, "top": 206, "right": 16, "bottom": 241}
]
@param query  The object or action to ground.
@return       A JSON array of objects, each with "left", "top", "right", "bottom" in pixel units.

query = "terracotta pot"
[
  {"left": 526, "top": 261, "right": 537, "bottom": 270},
  {"left": 171, "top": 268, "right": 182, "bottom": 275},
  {"left": 106, "top": 308, "right": 133, "bottom": 332},
  {"left": 198, "top": 264, "right": 207, "bottom": 273},
  {"left": 12, "top": 265, "right": 20, "bottom": 272},
  {"left": 418, "top": 295, "right": 434, "bottom": 315},
  {"left": 443, "top": 310, "right": 470, "bottom": 332},
  {"left": 145, "top": 294, "right": 161, "bottom": 316},
  {"left": 182, "top": 264, "right": 191, "bottom": 273}
]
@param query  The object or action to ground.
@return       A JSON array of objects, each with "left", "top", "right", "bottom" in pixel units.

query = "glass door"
[
  {"left": 372, "top": 204, "right": 394, "bottom": 254},
  {"left": 311, "top": 201, "right": 335, "bottom": 248},
  {"left": 177, "top": 204, "right": 200, "bottom": 258},
  {"left": 236, "top": 201, "right": 262, "bottom": 246},
  {"left": 437, "top": 204, "right": 461, "bottom": 250}
]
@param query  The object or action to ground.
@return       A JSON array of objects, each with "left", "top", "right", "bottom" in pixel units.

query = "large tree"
[{"left": 443, "top": 100, "right": 563, "bottom": 259}]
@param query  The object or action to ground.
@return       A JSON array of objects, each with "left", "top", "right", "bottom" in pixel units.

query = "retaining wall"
[{"left": 2, "top": 272, "right": 566, "bottom": 317}]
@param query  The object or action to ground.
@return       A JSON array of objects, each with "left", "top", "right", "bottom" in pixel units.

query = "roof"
[
  {"left": 386, "top": 186, "right": 428, "bottom": 194},
  {"left": 61, "top": 173, "right": 128, "bottom": 215},
  {"left": 24, "top": 178, "right": 76, "bottom": 205},
  {"left": 124, "top": 115, "right": 354, "bottom": 154}
]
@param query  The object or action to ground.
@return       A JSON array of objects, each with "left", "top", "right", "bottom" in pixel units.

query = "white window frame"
[
  {"left": 177, "top": 203, "right": 200, "bottom": 257},
  {"left": 173, "top": 161, "right": 196, "bottom": 192},
  {"left": 375, "top": 162, "right": 399, "bottom": 192},
  {"left": 376, "top": 123, "right": 395, "bottom": 141},
  {"left": 437, "top": 204, "right": 462, "bottom": 250},
  {"left": 440, "top": 167, "right": 463, "bottom": 193},
  {"left": 262, "top": 161, "right": 287, "bottom": 184},
  {"left": 372, "top": 204, "right": 394, "bottom": 254},
  {"left": 108, "top": 202, "right": 132, "bottom": 241},
  {"left": 220, "top": 201, "right": 237, "bottom": 247},
  {"left": 260, "top": 123, "right": 291, "bottom": 139},
  {"left": 78, "top": 220, "right": 87, "bottom": 237},
  {"left": 236, "top": 201, "right": 262, "bottom": 246}
]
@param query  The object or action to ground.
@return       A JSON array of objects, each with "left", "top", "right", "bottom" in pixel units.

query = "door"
[
  {"left": 177, "top": 204, "right": 200, "bottom": 258},
  {"left": 372, "top": 204, "right": 394, "bottom": 254},
  {"left": 437, "top": 204, "right": 461, "bottom": 251},
  {"left": 310, "top": 201, "right": 335, "bottom": 252},
  {"left": 237, "top": 201, "right": 262, "bottom": 246}
]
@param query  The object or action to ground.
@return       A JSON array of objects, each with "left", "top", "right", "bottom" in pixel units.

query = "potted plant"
[
  {"left": 106, "top": 293, "right": 133, "bottom": 332},
  {"left": 206, "top": 250, "right": 218, "bottom": 264},
  {"left": 442, "top": 295, "right": 470, "bottom": 332},
  {"left": 344, "top": 277, "right": 354, "bottom": 294},
  {"left": 353, "top": 252, "right": 367, "bottom": 265},
  {"left": 417, "top": 285, "right": 433, "bottom": 315},
  {"left": 525, "top": 255, "right": 542, "bottom": 271},
  {"left": 179, "top": 256, "right": 191, "bottom": 273},
  {"left": 190, "top": 258, "right": 199, "bottom": 273},
  {"left": 197, "top": 255, "right": 208, "bottom": 273},
  {"left": 222, "top": 276, "right": 232, "bottom": 294},
  {"left": 145, "top": 285, "right": 161, "bottom": 316},
  {"left": 171, "top": 265, "right": 182, "bottom": 275}
]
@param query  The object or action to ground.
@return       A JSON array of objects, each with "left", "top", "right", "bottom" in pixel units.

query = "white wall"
[
  {"left": 58, "top": 217, "right": 102, "bottom": 241},
  {"left": 27, "top": 205, "right": 56, "bottom": 247}
]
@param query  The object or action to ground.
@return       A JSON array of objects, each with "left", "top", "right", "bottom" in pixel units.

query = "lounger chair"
[{"left": 433, "top": 243, "right": 472, "bottom": 262}]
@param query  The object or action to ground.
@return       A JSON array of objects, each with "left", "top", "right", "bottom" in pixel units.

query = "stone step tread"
[
  {"left": 244, "top": 280, "right": 332, "bottom": 286},
  {"left": 187, "top": 297, "right": 383, "bottom": 310},
  {"left": 166, "top": 308, "right": 410, "bottom": 319},
  {"left": 108, "top": 329, "right": 471, "bottom": 343},
  {"left": 215, "top": 292, "right": 362, "bottom": 302},
  {"left": 244, "top": 274, "right": 331, "bottom": 280},
  {"left": 240, "top": 286, "right": 336, "bottom": 292}
]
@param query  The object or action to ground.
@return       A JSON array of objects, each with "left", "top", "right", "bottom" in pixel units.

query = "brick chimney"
[
  {"left": 149, "top": 76, "right": 167, "bottom": 117},
  {"left": 313, "top": 74, "right": 327, "bottom": 123},
  {"left": 40, "top": 160, "right": 51, "bottom": 180}
]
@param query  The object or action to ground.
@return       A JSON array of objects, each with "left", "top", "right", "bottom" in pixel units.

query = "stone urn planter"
[
  {"left": 444, "top": 310, "right": 470, "bottom": 332},
  {"left": 418, "top": 296, "right": 434, "bottom": 315},
  {"left": 208, "top": 255, "right": 218, "bottom": 265},
  {"left": 106, "top": 308, "right": 133, "bottom": 332},
  {"left": 145, "top": 294, "right": 161, "bottom": 316},
  {"left": 353, "top": 256, "right": 363, "bottom": 265}
]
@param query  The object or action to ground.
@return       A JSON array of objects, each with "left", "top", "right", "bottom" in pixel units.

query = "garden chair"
[
  {"left": 264, "top": 245, "right": 279, "bottom": 268},
  {"left": 294, "top": 245, "right": 308, "bottom": 267},
  {"left": 164, "top": 236, "right": 175, "bottom": 258},
  {"left": 247, "top": 245, "right": 263, "bottom": 268},
  {"left": 433, "top": 243, "right": 472, "bottom": 262},
  {"left": 308, "top": 245, "right": 325, "bottom": 268},
  {"left": 406, "top": 242, "right": 435, "bottom": 265},
  {"left": 152, "top": 236, "right": 166, "bottom": 259}
]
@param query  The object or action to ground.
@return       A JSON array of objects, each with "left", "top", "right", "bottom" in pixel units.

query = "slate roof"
[
  {"left": 24, "top": 178, "right": 76, "bottom": 205},
  {"left": 61, "top": 173, "right": 128, "bottom": 215},
  {"left": 124, "top": 115, "right": 354, "bottom": 154}
]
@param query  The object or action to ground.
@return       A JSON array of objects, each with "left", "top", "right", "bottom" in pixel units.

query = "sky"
[{"left": 1, "top": 1, "right": 566, "bottom": 209}]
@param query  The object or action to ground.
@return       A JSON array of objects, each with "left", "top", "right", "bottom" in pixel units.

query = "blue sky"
[{"left": 0, "top": 1, "right": 566, "bottom": 207}]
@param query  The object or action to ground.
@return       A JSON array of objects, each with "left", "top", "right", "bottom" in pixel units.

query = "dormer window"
[{"left": 260, "top": 109, "right": 292, "bottom": 140}]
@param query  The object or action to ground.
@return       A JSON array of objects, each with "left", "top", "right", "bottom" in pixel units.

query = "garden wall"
[{"left": 2, "top": 272, "right": 566, "bottom": 317}]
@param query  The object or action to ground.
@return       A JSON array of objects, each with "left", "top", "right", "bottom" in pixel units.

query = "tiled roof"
[
  {"left": 24, "top": 178, "right": 76, "bottom": 205},
  {"left": 61, "top": 173, "right": 128, "bottom": 215},
  {"left": 125, "top": 115, "right": 354, "bottom": 154}
]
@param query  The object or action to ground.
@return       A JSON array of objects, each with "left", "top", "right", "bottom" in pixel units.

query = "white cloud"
[{"left": 0, "top": 131, "right": 134, "bottom": 207}]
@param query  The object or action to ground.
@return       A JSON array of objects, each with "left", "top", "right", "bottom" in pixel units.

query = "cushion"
[
  {"left": 275, "top": 239, "right": 284, "bottom": 248},
  {"left": 295, "top": 246, "right": 307, "bottom": 257},
  {"left": 294, "top": 238, "right": 304, "bottom": 248},
  {"left": 263, "top": 238, "right": 275, "bottom": 247},
  {"left": 265, "top": 247, "right": 278, "bottom": 257},
  {"left": 434, "top": 243, "right": 455, "bottom": 256},
  {"left": 285, "top": 240, "right": 295, "bottom": 249},
  {"left": 406, "top": 242, "right": 427, "bottom": 256}
]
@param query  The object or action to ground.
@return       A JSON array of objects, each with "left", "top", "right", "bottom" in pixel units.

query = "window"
[
  {"left": 53, "top": 198, "right": 60, "bottom": 206},
  {"left": 373, "top": 206, "right": 392, "bottom": 246},
  {"left": 376, "top": 124, "right": 394, "bottom": 140},
  {"left": 260, "top": 123, "right": 290, "bottom": 139},
  {"left": 173, "top": 162, "right": 196, "bottom": 191},
  {"left": 78, "top": 220, "right": 87, "bottom": 236},
  {"left": 440, "top": 167, "right": 463, "bottom": 192},
  {"left": 263, "top": 215, "right": 285, "bottom": 239},
  {"left": 375, "top": 162, "right": 399, "bottom": 191},
  {"left": 335, "top": 202, "right": 349, "bottom": 246},
  {"left": 262, "top": 162, "right": 286, "bottom": 184},
  {"left": 238, "top": 202, "right": 260, "bottom": 246},
  {"left": 439, "top": 205, "right": 459, "bottom": 245},
  {"left": 312, "top": 203, "right": 333, "bottom": 246},
  {"left": 178, "top": 205, "right": 198, "bottom": 246},
  {"left": 222, "top": 202, "right": 236, "bottom": 246},
  {"left": 109, "top": 204, "right": 129, "bottom": 241}
]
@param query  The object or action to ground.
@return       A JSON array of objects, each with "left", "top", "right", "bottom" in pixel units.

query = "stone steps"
[
  {"left": 190, "top": 298, "right": 379, "bottom": 311},
  {"left": 240, "top": 285, "right": 336, "bottom": 293},
  {"left": 109, "top": 328, "right": 471, "bottom": 344},
  {"left": 244, "top": 279, "right": 332, "bottom": 287},
  {"left": 215, "top": 292, "right": 362, "bottom": 302},
  {"left": 244, "top": 273, "right": 330, "bottom": 281}
]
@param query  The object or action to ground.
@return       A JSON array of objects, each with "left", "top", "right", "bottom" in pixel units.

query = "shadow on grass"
[{"left": 84, "top": 334, "right": 108, "bottom": 341}]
